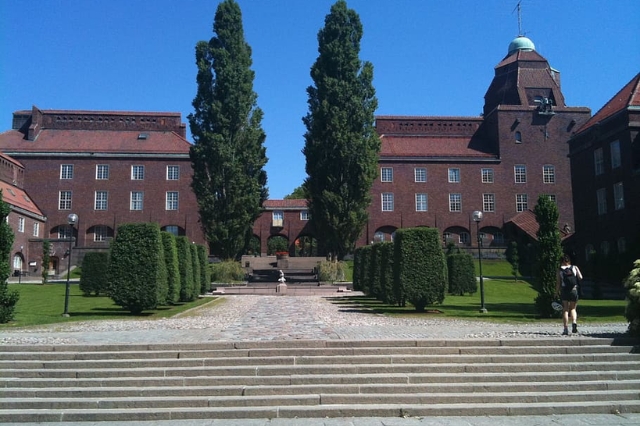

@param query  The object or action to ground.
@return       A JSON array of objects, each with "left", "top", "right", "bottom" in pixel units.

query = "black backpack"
[{"left": 562, "top": 266, "right": 579, "bottom": 290}]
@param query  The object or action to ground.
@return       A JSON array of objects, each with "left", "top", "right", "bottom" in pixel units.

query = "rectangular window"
[
  {"left": 414, "top": 168, "right": 427, "bottom": 182},
  {"left": 94, "top": 225, "right": 108, "bottom": 242},
  {"left": 514, "top": 165, "right": 527, "bottom": 183},
  {"left": 60, "top": 164, "right": 73, "bottom": 179},
  {"left": 516, "top": 194, "right": 528, "bottom": 212},
  {"left": 415, "top": 193, "right": 428, "bottom": 211},
  {"left": 448, "top": 168, "right": 460, "bottom": 183},
  {"left": 543, "top": 165, "right": 555, "bottom": 184},
  {"left": 483, "top": 193, "right": 495, "bottom": 212},
  {"left": 596, "top": 188, "right": 607, "bottom": 215},
  {"left": 594, "top": 148, "right": 604, "bottom": 175},
  {"left": 459, "top": 232, "right": 470, "bottom": 245},
  {"left": 381, "top": 167, "right": 393, "bottom": 182},
  {"left": 165, "top": 225, "right": 179, "bottom": 236},
  {"left": 614, "top": 182, "right": 624, "bottom": 210},
  {"left": 545, "top": 194, "right": 557, "bottom": 204},
  {"left": 300, "top": 210, "right": 310, "bottom": 221},
  {"left": 167, "top": 165, "right": 180, "bottom": 180},
  {"left": 166, "top": 191, "right": 179, "bottom": 210},
  {"left": 95, "top": 191, "right": 108, "bottom": 210},
  {"left": 18, "top": 217, "right": 24, "bottom": 233},
  {"left": 33, "top": 222, "right": 40, "bottom": 237},
  {"left": 449, "top": 193, "right": 461, "bottom": 212},
  {"left": 96, "top": 164, "right": 109, "bottom": 180},
  {"left": 481, "top": 168, "right": 494, "bottom": 183},
  {"left": 58, "top": 225, "right": 73, "bottom": 239},
  {"left": 611, "top": 140, "right": 621, "bottom": 169},
  {"left": 272, "top": 210, "right": 284, "bottom": 227},
  {"left": 382, "top": 193, "right": 394, "bottom": 211},
  {"left": 59, "top": 191, "right": 72, "bottom": 210},
  {"left": 131, "top": 165, "right": 145, "bottom": 180},
  {"left": 130, "top": 191, "right": 144, "bottom": 211}
]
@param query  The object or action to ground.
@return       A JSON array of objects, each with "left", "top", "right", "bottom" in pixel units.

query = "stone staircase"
[{"left": 0, "top": 338, "right": 638, "bottom": 422}]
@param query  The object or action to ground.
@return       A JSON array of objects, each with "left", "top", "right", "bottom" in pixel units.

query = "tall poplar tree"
[
  {"left": 303, "top": 0, "right": 380, "bottom": 260},
  {"left": 534, "top": 195, "right": 564, "bottom": 317},
  {"left": 189, "top": 0, "right": 268, "bottom": 260}
]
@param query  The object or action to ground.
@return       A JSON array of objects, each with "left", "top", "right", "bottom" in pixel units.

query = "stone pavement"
[{"left": 1, "top": 294, "right": 636, "bottom": 425}]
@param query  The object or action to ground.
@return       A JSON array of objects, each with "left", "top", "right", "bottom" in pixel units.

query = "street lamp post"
[
  {"left": 19, "top": 246, "right": 23, "bottom": 284},
  {"left": 472, "top": 210, "right": 487, "bottom": 313},
  {"left": 62, "top": 213, "right": 78, "bottom": 317}
]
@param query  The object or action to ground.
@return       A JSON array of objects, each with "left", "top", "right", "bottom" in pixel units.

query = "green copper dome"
[{"left": 508, "top": 36, "right": 535, "bottom": 56}]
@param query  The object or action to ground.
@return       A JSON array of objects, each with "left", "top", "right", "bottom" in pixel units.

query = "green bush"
[
  {"left": 211, "top": 260, "right": 245, "bottom": 282},
  {"left": 376, "top": 242, "right": 395, "bottom": 305},
  {"left": 197, "top": 245, "right": 211, "bottom": 294},
  {"left": 447, "top": 252, "right": 477, "bottom": 296},
  {"left": 267, "top": 236, "right": 288, "bottom": 255},
  {"left": 107, "top": 223, "right": 168, "bottom": 314},
  {"left": 161, "top": 232, "right": 181, "bottom": 304},
  {"left": 317, "top": 260, "right": 346, "bottom": 282},
  {"left": 624, "top": 259, "right": 640, "bottom": 337},
  {"left": 394, "top": 227, "right": 446, "bottom": 311},
  {"left": 79, "top": 252, "right": 109, "bottom": 296},
  {"left": 369, "top": 244, "right": 382, "bottom": 297},
  {"left": 358, "top": 245, "right": 373, "bottom": 295},
  {"left": 352, "top": 247, "right": 364, "bottom": 291},
  {"left": 176, "top": 237, "right": 195, "bottom": 302}
]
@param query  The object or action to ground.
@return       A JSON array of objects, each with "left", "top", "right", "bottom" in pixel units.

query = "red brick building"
[
  {"left": 567, "top": 73, "right": 640, "bottom": 274},
  {"left": 0, "top": 106, "right": 204, "bottom": 271},
  {"left": 252, "top": 199, "right": 315, "bottom": 256},
  {"left": 359, "top": 36, "right": 591, "bottom": 249},
  {"left": 0, "top": 152, "right": 47, "bottom": 277}
]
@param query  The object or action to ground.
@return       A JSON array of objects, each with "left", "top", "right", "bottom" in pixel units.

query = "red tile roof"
[
  {"left": 0, "top": 129, "right": 191, "bottom": 155},
  {"left": 263, "top": 199, "right": 308, "bottom": 209},
  {"left": 0, "top": 151, "right": 23, "bottom": 168},
  {"left": 380, "top": 135, "right": 497, "bottom": 159},
  {"left": 0, "top": 181, "right": 44, "bottom": 218},
  {"left": 506, "top": 209, "right": 572, "bottom": 241},
  {"left": 576, "top": 72, "right": 640, "bottom": 134}
]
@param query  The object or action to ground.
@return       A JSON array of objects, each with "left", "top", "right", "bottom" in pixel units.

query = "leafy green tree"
[
  {"left": 176, "top": 236, "right": 195, "bottom": 302},
  {"left": 533, "top": 195, "right": 564, "bottom": 317},
  {"left": 0, "top": 190, "right": 19, "bottom": 323},
  {"left": 284, "top": 185, "right": 309, "bottom": 200},
  {"left": 188, "top": 0, "right": 268, "bottom": 260},
  {"left": 267, "top": 236, "right": 289, "bottom": 255},
  {"left": 506, "top": 241, "right": 519, "bottom": 282},
  {"left": 79, "top": 252, "right": 109, "bottom": 296},
  {"left": 302, "top": 0, "right": 380, "bottom": 260},
  {"left": 197, "top": 245, "right": 211, "bottom": 295},
  {"left": 624, "top": 259, "right": 640, "bottom": 337},
  {"left": 161, "top": 232, "right": 181, "bottom": 304}
]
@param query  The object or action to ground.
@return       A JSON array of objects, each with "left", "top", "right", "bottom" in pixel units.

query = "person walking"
[{"left": 556, "top": 254, "right": 583, "bottom": 335}]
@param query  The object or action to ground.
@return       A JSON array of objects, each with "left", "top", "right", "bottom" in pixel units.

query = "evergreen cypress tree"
[
  {"left": 534, "top": 195, "right": 564, "bottom": 317},
  {"left": 0, "top": 190, "right": 19, "bottom": 323},
  {"left": 189, "top": 0, "right": 268, "bottom": 260},
  {"left": 303, "top": 0, "right": 379, "bottom": 260}
]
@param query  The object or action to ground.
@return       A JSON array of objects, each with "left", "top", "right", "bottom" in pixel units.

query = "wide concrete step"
[{"left": 0, "top": 338, "right": 637, "bottom": 422}]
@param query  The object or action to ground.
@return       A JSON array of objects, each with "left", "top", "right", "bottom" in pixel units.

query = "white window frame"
[
  {"left": 58, "top": 225, "right": 73, "bottom": 239},
  {"left": 543, "top": 165, "right": 555, "bottom": 184},
  {"left": 546, "top": 194, "right": 557, "bottom": 204},
  {"left": 95, "top": 191, "right": 108, "bottom": 211},
  {"left": 167, "top": 165, "right": 180, "bottom": 180},
  {"left": 131, "top": 165, "right": 145, "bottom": 180},
  {"left": 60, "top": 164, "right": 74, "bottom": 179},
  {"left": 130, "top": 191, "right": 144, "bottom": 211},
  {"left": 96, "top": 164, "right": 109, "bottom": 180},
  {"left": 596, "top": 188, "right": 607, "bottom": 215},
  {"left": 613, "top": 182, "right": 624, "bottom": 210},
  {"left": 382, "top": 193, "right": 394, "bottom": 211},
  {"left": 272, "top": 210, "right": 284, "bottom": 227},
  {"left": 481, "top": 168, "right": 494, "bottom": 183},
  {"left": 300, "top": 210, "right": 310, "bottom": 221},
  {"left": 449, "top": 193, "right": 461, "bottom": 212},
  {"left": 33, "top": 222, "right": 40, "bottom": 237},
  {"left": 59, "top": 191, "right": 72, "bottom": 210},
  {"left": 516, "top": 194, "right": 528, "bottom": 212},
  {"left": 483, "top": 193, "right": 495, "bottom": 212},
  {"left": 166, "top": 191, "right": 179, "bottom": 210},
  {"left": 18, "top": 217, "right": 24, "bottom": 233},
  {"left": 448, "top": 168, "right": 460, "bottom": 183},
  {"left": 594, "top": 148, "right": 604, "bottom": 175},
  {"left": 94, "top": 225, "right": 108, "bottom": 242},
  {"left": 514, "top": 165, "right": 527, "bottom": 183},
  {"left": 414, "top": 167, "right": 427, "bottom": 182},
  {"left": 381, "top": 167, "right": 393, "bottom": 182},
  {"left": 415, "top": 193, "right": 428, "bottom": 212},
  {"left": 611, "top": 140, "right": 621, "bottom": 169}
]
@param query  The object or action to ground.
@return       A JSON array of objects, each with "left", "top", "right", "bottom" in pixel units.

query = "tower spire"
[{"left": 513, "top": 1, "right": 523, "bottom": 36}]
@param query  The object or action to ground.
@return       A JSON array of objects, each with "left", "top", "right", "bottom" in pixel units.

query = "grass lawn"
[
  {"left": 1, "top": 283, "right": 216, "bottom": 328},
  {"left": 335, "top": 278, "right": 626, "bottom": 324}
]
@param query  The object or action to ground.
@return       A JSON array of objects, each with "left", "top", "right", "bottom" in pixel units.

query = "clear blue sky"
[{"left": 1, "top": 1, "right": 638, "bottom": 199}]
